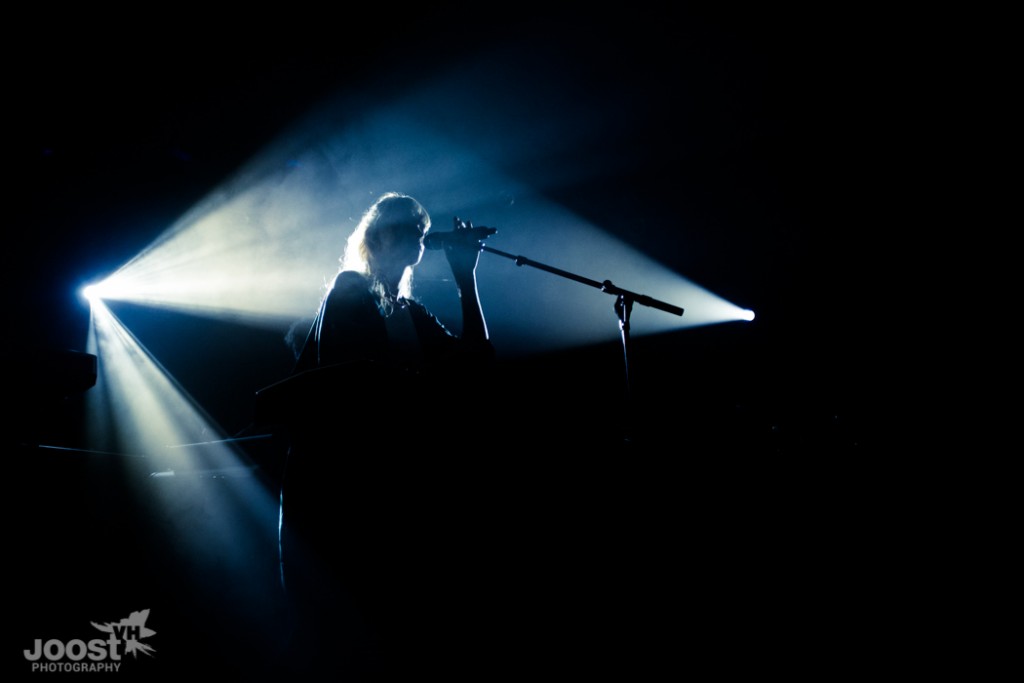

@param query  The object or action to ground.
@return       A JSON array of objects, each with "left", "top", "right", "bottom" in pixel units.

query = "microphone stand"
[{"left": 481, "top": 245, "right": 684, "bottom": 447}]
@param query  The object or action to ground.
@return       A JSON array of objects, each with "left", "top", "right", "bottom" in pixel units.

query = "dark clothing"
[
  {"left": 277, "top": 270, "right": 494, "bottom": 679},
  {"left": 293, "top": 270, "right": 493, "bottom": 376}
]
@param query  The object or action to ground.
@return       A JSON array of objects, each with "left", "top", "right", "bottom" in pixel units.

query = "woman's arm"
[{"left": 444, "top": 217, "right": 489, "bottom": 343}]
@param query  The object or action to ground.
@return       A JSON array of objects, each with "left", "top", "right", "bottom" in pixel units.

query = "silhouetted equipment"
[
  {"left": 422, "top": 224, "right": 497, "bottom": 250},
  {"left": 14, "top": 348, "right": 97, "bottom": 398},
  {"left": 11, "top": 348, "right": 97, "bottom": 447},
  {"left": 253, "top": 360, "right": 422, "bottom": 431}
]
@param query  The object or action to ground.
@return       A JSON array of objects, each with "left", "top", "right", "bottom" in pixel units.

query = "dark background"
[{"left": 7, "top": 7, "right": 901, "bottom": 679}]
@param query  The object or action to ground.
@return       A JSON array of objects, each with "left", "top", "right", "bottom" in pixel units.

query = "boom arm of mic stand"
[{"left": 480, "top": 246, "right": 684, "bottom": 316}]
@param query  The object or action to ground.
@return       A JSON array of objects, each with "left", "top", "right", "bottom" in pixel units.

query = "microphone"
[{"left": 423, "top": 225, "right": 497, "bottom": 250}]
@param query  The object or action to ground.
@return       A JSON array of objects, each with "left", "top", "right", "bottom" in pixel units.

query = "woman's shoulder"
[
  {"left": 332, "top": 270, "right": 370, "bottom": 290},
  {"left": 323, "top": 270, "right": 374, "bottom": 310},
  {"left": 328, "top": 270, "right": 376, "bottom": 298}
]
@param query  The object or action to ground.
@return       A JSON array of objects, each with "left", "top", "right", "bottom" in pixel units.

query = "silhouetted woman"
[
  {"left": 279, "top": 192, "right": 495, "bottom": 679},
  {"left": 293, "top": 191, "right": 491, "bottom": 376}
]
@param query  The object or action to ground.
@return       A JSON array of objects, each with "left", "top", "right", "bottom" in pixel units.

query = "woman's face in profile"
[{"left": 377, "top": 219, "right": 426, "bottom": 270}]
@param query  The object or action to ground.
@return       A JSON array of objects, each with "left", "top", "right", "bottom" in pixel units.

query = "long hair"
[{"left": 341, "top": 192, "right": 431, "bottom": 304}]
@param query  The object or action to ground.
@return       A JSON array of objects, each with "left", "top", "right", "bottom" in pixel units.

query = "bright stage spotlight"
[{"left": 80, "top": 274, "right": 138, "bottom": 304}]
